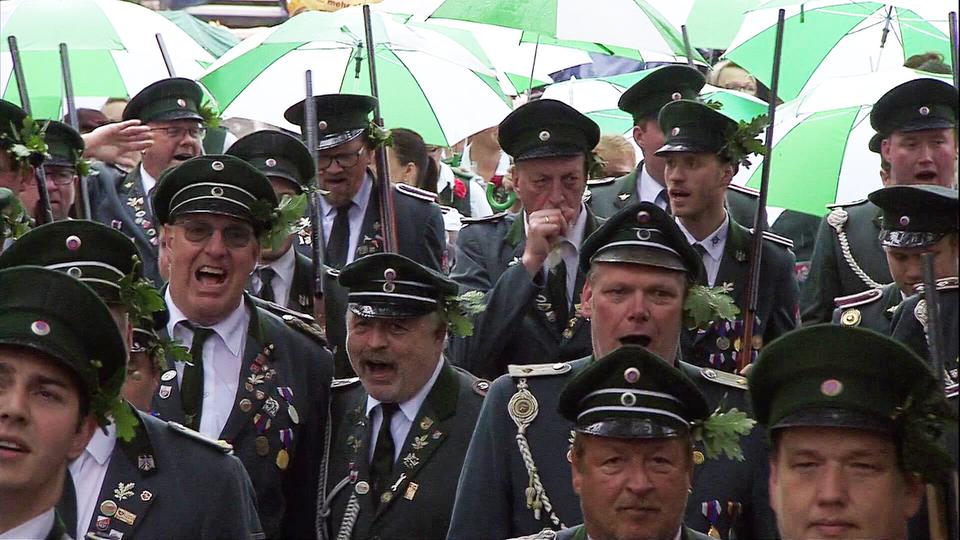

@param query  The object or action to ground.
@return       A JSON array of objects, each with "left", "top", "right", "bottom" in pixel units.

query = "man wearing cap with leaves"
[
  {"left": 228, "top": 130, "right": 317, "bottom": 315},
  {"left": 308, "top": 252, "right": 486, "bottom": 540},
  {"left": 93, "top": 78, "right": 208, "bottom": 285},
  {"left": 586, "top": 65, "right": 764, "bottom": 229},
  {"left": 284, "top": 94, "right": 446, "bottom": 376},
  {"left": 13, "top": 121, "right": 86, "bottom": 223},
  {"left": 751, "top": 325, "right": 956, "bottom": 540},
  {"left": 0, "top": 219, "right": 263, "bottom": 540},
  {"left": 802, "top": 78, "right": 958, "bottom": 325},
  {"left": 151, "top": 154, "right": 333, "bottom": 538},
  {"left": 449, "top": 202, "right": 778, "bottom": 540},
  {"left": 656, "top": 99, "right": 799, "bottom": 373},
  {"left": 0, "top": 100, "right": 42, "bottom": 246}
]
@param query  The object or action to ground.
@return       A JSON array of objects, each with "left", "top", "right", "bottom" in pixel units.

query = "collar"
[
  {"left": 164, "top": 287, "right": 249, "bottom": 357},
  {"left": 522, "top": 203, "right": 590, "bottom": 250},
  {"left": 139, "top": 164, "right": 157, "bottom": 195},
  {"left": 462, "top": 144, "right": 511, "bottom": 176},
  {"left": 638, "top": 165, "right": 666, "bottom": 203},
  {"left": 436, "top": 162, "right": 454, "bottom": 192},
  {"left": 258, "top": 244, "right": 296, "bottom": 282},
  {"left": 86, "top": 423, "right": 118, "bottom": 466},
  {"left": 0, "top": 508, "right": 55, "bottom": 540},
  {"left": 366, "top": 357, "right": 445, "bottom": 424},
  {"left": 319, "top": 172, "right": 374, "bottom": 218},
  {"left": 677, "top": 212, "right": 730, "bottom": 262}
]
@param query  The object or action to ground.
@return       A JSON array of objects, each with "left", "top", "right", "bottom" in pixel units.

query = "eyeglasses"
[
  {"left": 150, "top": 126, "right": 207, "bottom": 140},
  {"left": 39, "top": 166, "right": 77, "bottom": 186},
  {"left": 174, "top": 218, "right": 255, "bottom": 248},
  {"left": 316, "top": 148, "right": 365, "bottom": 170}
]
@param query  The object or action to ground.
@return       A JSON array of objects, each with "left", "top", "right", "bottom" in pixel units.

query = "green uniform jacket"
[
  {"left": 448, "top": 210, "right": 601, "bottom": 380},
  {"left": 550, "top": 524, "right": 713, "bottom": 540},
  {"left": 585, "top": 164, "right": 768, "bottom": 229},
  {"left": 770, "top": 210, "right": 822, "bottom": 289},
  {"left": 152, "top": 296, "right": 334, "bottom": 539},
  {"left": 91, "top": 166, "right": 161, "bottom": 285},
  {"left": 59, "top": 406, "right": 263, "bottom": 539},
  {"left": 800, "top": 200, "right": 893, "bottom": 325},
  {"left": 831, "top": 282, "right": 903, "bottom": 335},
  {"left": 447, "top": 358, "right": 779, "bottom": 540},
  {"left": 319, "top": 362, "right": 485, "bottom": 540},
  {"left": 683, "top": 219, "right": 799, "bottom": 373}
]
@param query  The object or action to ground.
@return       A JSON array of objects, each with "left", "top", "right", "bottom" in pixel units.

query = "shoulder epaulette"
[
  {"left": 915, "top": 276, "right": 959, "bottom": 294},
  {"left": 698, "top": 367, "right": 748, "bottom": 390},
  {"left": 834, "top": 287, "right": 883, "bottom": 308},
  {"left": 395, "top": 183, "right": 439, "bottom": 203},
  {"left": 332, "top": 377, "right": 360, "bottom": 389},
  {"left": 826, "top": 198, "right": 867, "bottom": 210},
  {"left": 461, "top": 211, "right": 507, "bottom": 225},
  {"left": 167, "top": 421, "right": 233, "bottom": 454},
  {"left": 282, "top": 314, "right": 328, "bottom": 346},
  {"left": 508, "top": 362, "right": 572, "bottom": 378},
  {"left": 507, "top": 529, "right": 558, "bottom": 540},
  {"left": 253, "top": 296, "right": 317, "bottom": 322},
  {"left": 587, "top": 176, "right": 616, "bottom": 186},
  {"left": 761, "top": 230, "right": 794, "bottom": 249},
  {"left": 727, "top": 183, "right": 760, "bottom": 197}
]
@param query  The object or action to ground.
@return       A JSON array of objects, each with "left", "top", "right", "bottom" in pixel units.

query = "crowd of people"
[{"left": 0, "top": 48, "right": 957, "bottom": 540}]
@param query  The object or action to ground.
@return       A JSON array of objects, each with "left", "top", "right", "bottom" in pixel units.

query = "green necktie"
[
  {"left": 547, "top": 261, "right": 569, "bottom": 328},
  {"left": 370, "top": 402, "right": 399, "bottom": 505},
  {"left": 181, "top": 324, "right": 214, "bottom": 431}
]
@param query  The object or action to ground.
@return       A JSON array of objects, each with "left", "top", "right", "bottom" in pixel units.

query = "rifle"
[
  {"left": 680, "top": 25, "right": 695, "bottom": 68},
  {"left": 59, "top": 43, "right": 91, "bottom": 220},
  {"left": 155, "top": 33, "right": 176, "bottom": 77},
  {"left": 7, "top": 35, "right": 54, "bottom": 225},
  {"left": 738, "top": 9, "right": 785, "bottom": 374},
  {"left": 949, "top": 12, "right": 958, "bottom": 91},
  {"left": 362, "top": 4, "right": 398, "bottom": 252},
  {"left": 302, "top": 70, "right": 326, "bottom": 303}
]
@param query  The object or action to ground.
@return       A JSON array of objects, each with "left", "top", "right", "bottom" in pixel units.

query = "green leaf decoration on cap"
[
  {"left": 75, "top": 152, "right": 93, "bottom": 178},
  {"left": 149, "top": 335, "right": 190, "bottom": 370},
  {"left": 254, "top": 192, "right": 309, "bottom": 252},
  {"left": 893, "top": 385, "right": 958, "bottom": 483},
  {"left": 2, "top": 117, "right": 49, "bottom": 167},
  {"left": 721, "top": 114, "right": 768, "bottom": 169},
  {"left": 118, "top": 257, "right": 165, "bottom": 325},
  {"left": 87, "top": 364, "right": 137, "bottom": 441},
  {"left": 440, "top": 290, "right": 487, "bottom": 337},
  {"left": 0, "top": 191, "right": 32, "bottom": 240},
  {"left": 692, "top": 406, "right": 756, "bottom": 461},
  {"left": 684, "top": 283, "right": 740, "bottom": 331},
  {"left": 199, "top": 101, "right": 221, "bottom": 129},
  {"left": 366, "top": 122, "right": 393, "bottom": 149}
]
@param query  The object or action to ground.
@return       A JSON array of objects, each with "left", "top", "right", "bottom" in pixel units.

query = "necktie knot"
[{"left": 258, "top": 267, "right": 277, "bottom": 302}]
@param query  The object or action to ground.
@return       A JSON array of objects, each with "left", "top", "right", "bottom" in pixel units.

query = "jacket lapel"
[
  {"left": 882, "top": 284, "right": 903, "bottom": 321},
  {"left": 355, "top": 182, "right": 385, "bottom": 259},
  {"left": 613, "top": 165, "right": 640, "bottom": 210},
  {"left": 116, "top": 168, "right": 158, "bottom": 250},
  {"left": 715, "top": 220, "right": 751, "bottom": 304},
  {"left": 289, "top": 251, "right": 314, "bottom": 312},
  {"left": 153, "top": 330, "right": 186, "bottom": 424}
]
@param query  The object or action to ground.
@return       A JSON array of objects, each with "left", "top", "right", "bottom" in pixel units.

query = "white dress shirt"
[
  {"left": 318, "top": 173, "right": 373, "bottom": 266},
  {"left": 251, "top": 244, "right": 296, "bottom": 305},
  {"left": 637, "top": 165, "right": 670, "bottom": 211},
  {"left": 165, "top": 289, "right": 250, "bottom": 438},
  {"left": 365, "top": 358, "right": 445, "bottom": 463},
  {"left": 139, "top": 164, "right": 157, "bottom": 215},
  {"left": 67, "top": 424, "right": 117, "bottom": 540},
  {"left": 0, "top": 508, "right": 55, "bottom": 540},
  {"left": 436, "top": 162, "right": 494, "bottom": 220},
  {"left": 524, "top": 204, "right": 589, "bottom": 307},
  {"left": 678, "top": 214, "right": 730, "bottom": 287}
]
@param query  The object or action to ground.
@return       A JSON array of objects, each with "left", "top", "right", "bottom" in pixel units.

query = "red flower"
[
  {"left": 453, "top": 178, "right": 467, "bottom": 199},
  {"left": 490, "top": 174, "right": 504, "bottom": 187}
]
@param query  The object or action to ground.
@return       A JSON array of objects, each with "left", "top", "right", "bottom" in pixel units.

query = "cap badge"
[
  {"left": 317, "top": 120, "right": 328, "bottom": 131},
  {"left": 919, "top": 106, "right": 930, "bottom": 116},
  {"left": 177, "top": 98, "right": 187, "bottom": 108},
  {"left": 671, "top": 127, "right": 680, "bottom": 137},
  {"left": 636, "top": 210, "right": 650, "bottom": 224},
  {"left": 820, "top": 378, "right": 843, "bottom": 397},
  {"left": 211, "top": 160, "right": 224, "bottom": 172},
  {"left": 636, "top": 228, "right": 652, "bottom": 241},
  {"left": 538, "top": 130, "right": 551, "bottom": 142},
  {"left": 65, "top": 235, "right": 82, "bottom": 251},
  {"left": 671, "top": 92, "right": 682, "bottom": 101},
  {"left": 30, "top": 320, "right": 50, "bottom": 336},
  {"left": 67, "top": 266, "right": 82, "bottom": 279},
  {"left": 265, "top": 158, "right": 277, "bottom": 168},
  {"left": 899, "top": 215, "right": 910, "bottom": 226},
  {"left": 624, "top": 367, "right": 640, "bottom": 383},
  {"left": 620, "top": 391, "right": 637, "bottom": 407},
  {"left": 383, "top": 268, "right": 397, "bottom": 293},
  {"left": 210, "top": 186, "right": 225, "bottom": 197}
]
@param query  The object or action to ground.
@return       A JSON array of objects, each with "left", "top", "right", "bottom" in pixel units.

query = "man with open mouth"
[
  {"left": 151, "top": 154, "right": 334, "bottom": 539},
  {"left": 449, "top": 202, "right": 778, "bottom": 540},
  {"left": 801, "top": 78, "right": 958, "bottom": 326}
]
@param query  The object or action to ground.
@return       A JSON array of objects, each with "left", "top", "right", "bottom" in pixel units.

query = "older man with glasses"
[{"left": 14, "top": 121, "right": 86, "bottom": 222}]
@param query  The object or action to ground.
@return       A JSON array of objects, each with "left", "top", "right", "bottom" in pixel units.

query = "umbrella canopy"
[
  {"left": 724, "top": 0, "right": 952, "bottom": 102},
  {"left": 654, "top": 0, "right": 764, "bottom": 50},
  {"left": 201, "top": 8, "right": 512, "bottom": 146},
  {"left": 160, "top": 11, "right": 239, "bottom": 59},
  {"left": 0, "top": 0, "right": 214, "bottom": 119}
]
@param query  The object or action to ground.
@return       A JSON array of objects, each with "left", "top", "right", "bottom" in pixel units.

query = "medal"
[
  {"left": 100, "top": 500, "right": 118, "bottom": 516},
  {"left": 239, "top": 398, "right": 253, "bottom": 413},
  {"left": 701, "top": 500, "right": 722, "bottom": 539},
  {"left": 278, "top": 387, "right": 299, "bottom": 424},
  {"left": 277, "top": 428, "right": 293, "bottom": 470},
  {"left": 255, "top": 435, "right": 270, "bottom": 456},
  {"left": 276, "top": 449, "right": 290, "bottom": 470}
]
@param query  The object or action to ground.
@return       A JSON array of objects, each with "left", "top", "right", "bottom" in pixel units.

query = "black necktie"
[
  {"left": 692, "top": 242, "right": 708, "bottom": 259},
  {"left": 547, "top": 260, "right": 569, "bottom": 328},
  {"left": 370, "top": 402, "right": 399, "bottom": 504},
  {"left": 181, "top": 324, "right": 214, "bottom": 431},
  {"left": 258, "top": 267, "right": 276, "bottom": 303},
  {"left": 327, "top": 205, "right": 352, "bottom": 269},
  {"left": 659, "top": 189, "right": 672, "bottom": 215}
]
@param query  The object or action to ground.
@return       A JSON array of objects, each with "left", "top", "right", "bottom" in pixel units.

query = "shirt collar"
[
  {"left": 638, "top": 166, "right": 667, "bottom": 203},
  {"left": 366, "top": 357, "right": 445, "bottom": 423},
  {"left": 0, "top": 508, "right": 55, "bottom": 540},
  {"left": 86, "top": 423, "right": 117, "bottom": 466},
  {"left": 436, "top": 162, "right": 454, "bottom": 192},
  {"left": 259, "top": 243, "right": 296, "bottom": 284},
  {"left": 677, "top": 213, "right": 730, "bottom": 263},
  {"left": 139, "top": 164, "right": 158, "bottom": 195},
  {"left": 164, "top": 287, "right": 249, "bottom": 357},
  {"left": 319, "top": 172, "right": 373, "bottom": 219}
]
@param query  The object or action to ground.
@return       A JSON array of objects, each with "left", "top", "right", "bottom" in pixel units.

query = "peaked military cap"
[
  {"left": 227, "top": 130, "right": 315, "bottom": 191},
  {"left": 558, "top": 344, "right": 709, "bottom": 439},
  {"left": 41, "top": 120, "right": 85, "bottom": 167},
  {"left": 867, "top": 131, "right": 883, "bottom": 153},
  {"left": 0, "top": 99, "right": 27, "bottom": 141},
  {"left": 870, "top": 78, "right": 957, "bottom": 137},
  {"left": 0, "top": 220, "right": 142, "bottom": 305},
  {"left": 618, "top": 65, "right": 705, "bottom": 120},
  {"left": 123, "top": 77, "right": 204, "bottom": 124},
  {"left": 656, "top": 99, "right": 736, "bottom": 157},
  {"left": 338, "top": 252, "right": 458, "bottom": 319},
  {"left": 498, "top": 98, "right": 600, "bottom": 162},
  {"left": 153, "top": 154, "right": 278, "bottom": 231},
  {"left": 579, "top": 201, "right": 702, "bottom": 276},
  {"left": 284, "top": 94, "right": 377, "bottom": 150},
  {"left": 0, "top": 266, "right": 126, "bottom": 421},
  {"left": 869, "top": 184, "right": 958, "bottom": 248}
]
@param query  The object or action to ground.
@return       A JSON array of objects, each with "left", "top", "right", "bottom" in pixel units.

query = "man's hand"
[
  {"left": 82, "top": 120, "right": 153, "bottom": 167},
  {"left": 521, "top": 209, "right": 568, "bottom": 276}
]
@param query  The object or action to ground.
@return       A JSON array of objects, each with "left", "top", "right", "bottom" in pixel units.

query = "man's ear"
[
  {"left": 631, "top": 125, "right": 644, "bottom": 147},
  {"left": 579, "top": 279, "right": 594, "bottom": 319},
  {"left": 881, "top": 137, "right": 892, "bottom": 164},
  {"left": 68, "top": 414, "right": 98, "bottom": 460}
]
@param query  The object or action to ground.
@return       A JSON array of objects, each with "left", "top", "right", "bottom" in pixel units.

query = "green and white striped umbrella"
[
  {"left": 0, "top": 0, "right": 214, "bottom": 119},
  {"left": 201, "top": 8, "right": 511, "bottom": 146},
  {"left": 724, "top": 0, "right": 952, "bottom": 102}
]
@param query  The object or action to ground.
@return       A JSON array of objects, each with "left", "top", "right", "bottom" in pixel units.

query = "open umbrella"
[
  {"left": 201, "top": 8, "right": 512, "bottom": 146},
  {"left": 0, "top": 0, "right": 214, "bottom": 119},
  {"left": 160, "top": 11, "right": 239, "bottom": 59},
  {"left": 654, "top": 0, "right": 764, "bottom": 50},
  {"left": 724, "top": 0, "right": 952, "bottom": 102}
]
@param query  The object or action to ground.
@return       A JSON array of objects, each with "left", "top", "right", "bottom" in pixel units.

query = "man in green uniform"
[
  {"left": 228, "top": 130, "right": 317, "bottom": 315},
  {"left": 750, "top": 325, "right": 955, "bottom": 540},
  {"left": 801, "top": 78, "right": 958, "bottom": 324},
  {"left": 832, "top": 185, "right": 958, "bottom": 334},
  {"left": 0, "top": 266, "right": 126, "bottom": 540},
  {"left": 448, "top": 202, "right": 778, "bottom": 540},
  {"left": 657, "top": 99, "right": 799, "bottom": 372},
  {"left": 586, "top": 65, "right": 765, "bottom": 229},
  {"left": 14, "top": 121, "right": 84, "bottom": 223}
]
